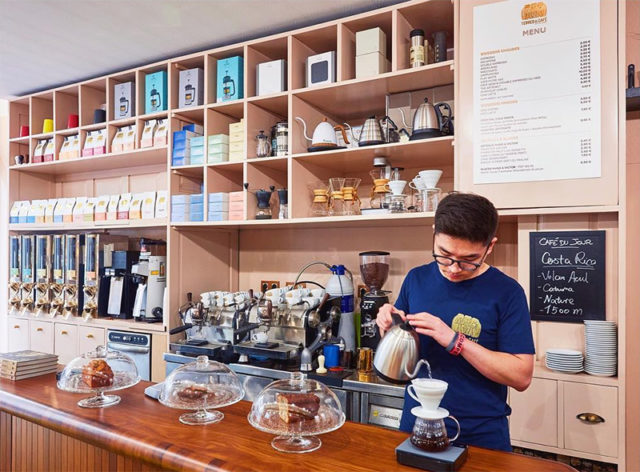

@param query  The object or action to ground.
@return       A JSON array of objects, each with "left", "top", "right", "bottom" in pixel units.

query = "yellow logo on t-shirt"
[{"left": 452, "top": 313, "right": 482, "bottom": 341}]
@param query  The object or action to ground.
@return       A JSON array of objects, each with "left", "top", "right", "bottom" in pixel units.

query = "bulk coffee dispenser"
[
  {"left": 34, "top": 235, "right": 52, "bottom": 317},
  {"left": 20, "top": 235, "right": 36, "bottom": 316},
  {"left": 359, "top": 251, "right": 390, "bottom": 349},
  {"left": 8, "top": 236, "right": 21, "bottom": 316},
  {"left": 50, "top": 235, "right": 65, "bottom": 317},
  {"left": 63, "top": 234, "right": 83, "bottom": 319}
]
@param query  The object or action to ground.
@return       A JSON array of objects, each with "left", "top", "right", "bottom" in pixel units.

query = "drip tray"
[{"left": 234, "top": 341, "right": 300, "bottom": 360}]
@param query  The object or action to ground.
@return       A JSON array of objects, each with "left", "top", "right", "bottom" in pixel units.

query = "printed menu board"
[
  {"left": 473, "top": 0, "right": 601, "bottom": 184},
  {"left": 529, "top": 230, "right": 605, "bottom": 323}
]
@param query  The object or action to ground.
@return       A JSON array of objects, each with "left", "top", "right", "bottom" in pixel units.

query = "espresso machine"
[
  {"left": 50, "top": 235, "right": 65, "bottom": 318},
  {"left": 20, "top": 235, "right": 35, "bottom": 316},
  {"left": 8, "top": 236, "right": 21, "bottom": 316},
  {"left": 63, "top": 234, "right": 83, "bottom": 319},
  {"left": 132, "top": 239, "right": 166, "bottom": 322},
  {"left": 34, "top": 235, "right": 52, "bottom": 317},
  {"left": 359, "top": 251, "right": 391, "bottom": 350}
]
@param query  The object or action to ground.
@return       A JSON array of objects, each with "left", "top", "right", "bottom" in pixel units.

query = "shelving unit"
[{"left": 3, "top": 0, "right": 635, "bottom": 468}]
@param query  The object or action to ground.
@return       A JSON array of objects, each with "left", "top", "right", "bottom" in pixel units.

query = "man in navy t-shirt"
[{"left": 376, "top": 192, "right": 535, "bottom": 452}]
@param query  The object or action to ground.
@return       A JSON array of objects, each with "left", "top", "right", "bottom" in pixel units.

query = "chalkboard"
[{"left": 529, "top": 231, "right": 605, "bottom": 323}]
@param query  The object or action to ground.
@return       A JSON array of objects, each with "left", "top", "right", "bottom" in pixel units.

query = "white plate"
[{"left": 546, "top": 349, "right": 583, "bottom": 356}]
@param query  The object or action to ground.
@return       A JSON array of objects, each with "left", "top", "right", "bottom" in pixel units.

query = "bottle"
[
  {"left": 410, "top": 29, "right": 425, "bottom": 68},
  {"left": 326, "top": 265, "right": 355, "bottom": 352}
]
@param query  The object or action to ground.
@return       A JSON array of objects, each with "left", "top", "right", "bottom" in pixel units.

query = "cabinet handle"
[
  {"left": 576, "top": 413, "right": 605, "bottom": 424},
  {"left": 13, "top": 325, "right": 20, "bottom": 329},
  {"left": 61, "top": 330, "right": 68, "bottom": 335},
  {"left": 86, "top": 334, "right": 94, "bottom": 338},
  {"left": 36, "top": 327, "right": 43, "bottom": 332}
]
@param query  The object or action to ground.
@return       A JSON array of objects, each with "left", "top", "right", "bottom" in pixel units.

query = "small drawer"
[
  {"left": 563, "top": 383, "right": 618, "bottom": 458},
  {"left": 54, "top": 323, "right": 78, "bottom": 365},
  {"left": 78, "top": 326, "right": 105, "bottom": 354},
  {"left": 510, "top": 378, "right": 558, "bottom": 447},
  {"left": 8, "top": 318, "right": 30, "bottom": 352},
  {"left": 30, "top": 320, "right": 54, "bottom": 355}
]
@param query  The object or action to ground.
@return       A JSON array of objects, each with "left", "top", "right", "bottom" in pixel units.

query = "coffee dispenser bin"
[
  {"left": 8, "top": 236, "right": 21, "bottom": 316},
  {"left": 20, "top": 235, "right": 36, "bottom": 316},
  {"left": 34, "top": 235, "right": 52, "bottom": 317},
  {"left": 50, "top": 235, "right": 65, "bottom": 318},
  {"left": 63, "top": 234, "right": 84, "bottom": 319}
]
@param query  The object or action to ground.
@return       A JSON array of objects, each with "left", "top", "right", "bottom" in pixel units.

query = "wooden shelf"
[
  {"left": 9, "top": 218, "right": 167, "bottom": 232},
  {"left": 138, "top": 111, "right": 169, "bottom": 121},
  {"left": 207, "top": 161, "right": 243, "bottom": 170},
  {"left": 627, "top": 87, "right": 640, "bottom": 112},
  {"left": 292, "top": 61, "right": 454, "bottom": 120},
  {"left": 9, "top": 147, "right": 167, "bottom": 175},
  {"left": 81, "top": 123, "right": 107, "bottom": 132},
  {"left": 207, "top": 101, "right": 244, "bottom": 119},
  {"left": 292, "top": 136, "right": 454, "bottom": 172},
  {"left": 56, "top": 127, "right": 80, "bottom": 137},
  {"left": 246, "top": 156, "right": 288, "bottom": 170},
  {"left": 8, "top": 314, "right": 167, "bottom": 333},
  {"left": 9, "top": 136, "right": 30, "bottom": 143},
  {"left": 170, "top": 164, "right": 204, "bottom": 177},
  {"left": 533, "top": 363, "right": 618, "bottom": 387}
]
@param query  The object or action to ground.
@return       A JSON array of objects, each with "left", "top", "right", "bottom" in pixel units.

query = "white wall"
[{"left": 0, "top": 99, "right": 8, "bottom": 352}]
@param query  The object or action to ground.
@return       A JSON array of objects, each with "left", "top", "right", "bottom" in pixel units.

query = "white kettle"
[{"left": 295, "top": 117, "right": 349, "bottom": 151}]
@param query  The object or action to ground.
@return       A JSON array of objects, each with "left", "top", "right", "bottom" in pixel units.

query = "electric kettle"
[
  {"left": 346, "top": 115, "right": 398, "bottom": 147},
  {"left": 295, "top": 116, "right": 350, "bottom": 152},
  {"left": 373, "top": 313, "right": 431, "bottom": 384},
  {"left": 399, "top": 98, "right": 453, "bottom": 140}
]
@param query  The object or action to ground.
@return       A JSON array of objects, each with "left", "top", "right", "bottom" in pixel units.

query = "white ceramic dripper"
[{"left": 418, "top": 170, "right": 443, "bottom": 189}]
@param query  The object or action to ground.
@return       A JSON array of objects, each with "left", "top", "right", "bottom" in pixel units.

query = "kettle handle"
[
  {"left": 334, "top": 125, "right": 350, "bottom": 145},
  {"left": 434, "top": 102, "right": 452, "bottom": 131},
  {"left": 391, "top": 312, "right": 406, "bottom": 327},
  {"left": 382, "top": 115, "right": 398, "bottom": 130}
]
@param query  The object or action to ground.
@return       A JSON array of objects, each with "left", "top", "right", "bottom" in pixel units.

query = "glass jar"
[
  {"left": 256, "top": 130, "right": 272, "bottom": 158},
  {"left": 410, "top": 410, "right": 460, "bottom": 452},
  {"left": 413, "top": 188, "right": 442, "bottom": 212}
]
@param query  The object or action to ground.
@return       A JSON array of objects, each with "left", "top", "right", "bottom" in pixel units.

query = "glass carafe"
[
  {"left": 410, "top": 413, "right": 460, "bottom": 452},
  {"left": 342, "top": 178, "right": 361, "bottom": 216},
  {"left": 328, "top": 178, "right": 345, "bottom": 216},
  {"left": 309, "top": 181, "right": 329, "bottom": 217}
]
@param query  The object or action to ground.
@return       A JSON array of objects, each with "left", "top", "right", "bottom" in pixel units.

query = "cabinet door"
[
  {"left": 509, "top": 378, "right": 558, "bottom": 447},
  {"left": 563, "top": 383, "right": 618, "bottom": 458},
  {"left": 78, "top": 326, "right": 105, "bottom": 355},
  {"left": 54, "top": 323, "right": 78, "bottom": 365},
  {"left": 29, "top": 320, "right": 54, "bottom": 355},
  {"left": 8, "top": 318, "right": 30, "bottom": 352}
]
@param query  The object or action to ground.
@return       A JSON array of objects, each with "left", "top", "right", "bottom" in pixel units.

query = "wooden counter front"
[{"left": 0, "top": 374, "right": 576, "bottom": 472}]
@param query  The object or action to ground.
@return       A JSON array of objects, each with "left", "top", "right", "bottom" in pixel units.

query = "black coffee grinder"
[{"left": 359, "top": 251, "right": 390, "bottom": 349}]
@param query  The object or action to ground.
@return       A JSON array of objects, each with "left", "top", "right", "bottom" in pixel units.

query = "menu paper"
[
  {"left": 473, "top": 0, "right": 601, "bottom": 183},
  {"left": 529, "top": 231, "right": 605, "bottom": 323}
]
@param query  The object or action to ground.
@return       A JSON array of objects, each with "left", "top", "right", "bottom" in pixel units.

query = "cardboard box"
[
  {"left": 18, "top": 203, "right": 31, "bottom": 224},
  {"left": 142, "top": 192, "right": 156, "bottom": 219},
  {"left": 229, "top": 201, "right": 244, "bottom": 212},
  {"left": 179, "top": 68, "right": 204, "bottom": 108},
  {"left": 73, "top": 197, "right": 88, "bottom": 223},
  {"left": 191, "top": 136, "right": 205, "bottom": 147},
  {"left": 356, "top": 27, "right": 387, "bottom": 56},
  {"left": 122, "top": 125, "right": 136, "bottom": 152},
  {"left": 208, "top": 143, "right": 229, "bottom": 154},
  {"left": 111, "top": 127, "right": 126, "bottom": 154},
  {"left": 228, "top": 151, "right": 244, "bottom": 162},
  {"left": 183, "top": 123, "right": 204, "bottom": 135},
  {"left": 82, "top": 132, "right": 95, "bottom": 157},
  {"left": 117, "top": 193, "right": 132, "bottom": 220},
  {"left": 171, "top": 194, "right": 189, "bottom": 205},
  {"left": 95, "top": 195, "right": 109, "bottom": 221},
  {"left": 306, "top": 51, "right": 336, "bottom": 87},
  {"left": 145, "top": 70, "right": 168, "bottom": 113},
  {"left": 44, "top": 199, "right": 57, "bottom": 223},
  {"left": 155, "top": 191, "right": 168, "bottom": 219},
  {"left": 208, "top": 134, "right": 229, "bottom": 145},
  {"left": 154, "top": 119, "right": 168, "bottom": 147},
  {"left": 229, "top": 210, "right": 244, "bottom": 221},
  {"left": 229, "top": 191, "right": 245, "bottom": 202},
  {"left": 33, "top": 139, "right": 47, "bottom": 163},
  {"left": 54, "top": 199, "right": 66, "bottom": 223},
  {"left": 129, "top": 194, "right": 144, "bottom": 219},
  {"left": 141, "top": 120, "right": 158, "bottom": 148},
  {"left": 229, "top": 141, "right": 244, "bottom": 154},
  {"left": 217, "top": 56, "right": 244, "bottom": 102},
  {"left": 356, "top": 51, "right": 389, "bottom": 79},
  {"left": 42, "top": 139, "right": 55, "bottom": 162},
  {"left": 209, "top": 201, "right": 229, "bottom": 212},
  {"left": 30, "top": 200, "right": 45, "bottom": 224},
  {"left": 60, "top": 135, "right": 80, "bottom": 160},
  {"left": 228, "top": 120, "right": 244, "bottom": 134},
  {"left": 62, "top": 198, "right": 76, "bottom": 223},
  {"left": 208, "top": 151, "right": 229, "bottom": 164},
  {"left": 257, "top": 59, "right": 287, "bottom": 96},
  {"left": 207, "top": 212, "right": 229, "bottom": 222},
  {"left": 208, "top": 192, "right": 229, "bottom": 203},
  {"left": 83, "top": 198, "right": 96, "bottom": 222},
  {"left": 229, "top": 131, "right": 244, "bottom": 144},
  {"left": 114, "top": 81, "right": 135, "bottom": 119},
  {"left": 107, "top": 195, "right": 120, "bottom": 221},
  {"left": 93, "top": 128, "right": 107, "bottom": 155}
]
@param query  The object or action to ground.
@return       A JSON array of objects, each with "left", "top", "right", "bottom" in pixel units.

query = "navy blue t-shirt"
[{"left": 394, "top": 262, "right": 535, "bottom": 452}]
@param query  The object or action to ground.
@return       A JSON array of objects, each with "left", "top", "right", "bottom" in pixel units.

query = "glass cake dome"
[
  {"left": 159, "top": 355, "right": 244, "bottom": 425},
  {"left": 247, "top": 371, "right": 345, "bottom": 453},
  {"left": 57, "top": 345, "right": 140, "bottom": 408}
]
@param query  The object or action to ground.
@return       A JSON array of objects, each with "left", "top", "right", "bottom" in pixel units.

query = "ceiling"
[{"left": 0, "top": 0, "right": 404, "bottom": 99}]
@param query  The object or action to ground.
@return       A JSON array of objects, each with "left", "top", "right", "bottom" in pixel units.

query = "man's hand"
[
  {"left": 376, "top": 303, "right": 405, "bottom": 336},
  {"left": 406, "top": 312, "right": 456, "bottom": 348}
]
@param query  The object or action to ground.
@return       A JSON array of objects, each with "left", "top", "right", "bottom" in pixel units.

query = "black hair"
[{"left": 434, "top": 192, "right": 498, "bottom": 246}]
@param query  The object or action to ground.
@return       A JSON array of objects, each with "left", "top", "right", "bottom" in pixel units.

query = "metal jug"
[
  {"left": 399, "top": 98, "right": 452, "bottom": 140},
  {"left": 373, "top": 313, "right": 431, "bottom": 384}
]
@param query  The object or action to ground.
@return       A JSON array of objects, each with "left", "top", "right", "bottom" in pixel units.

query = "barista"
[{"left": 376, "top": 192, "right": 534, "bottom": 452}]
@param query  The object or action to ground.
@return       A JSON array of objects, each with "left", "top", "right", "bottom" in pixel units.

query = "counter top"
[{"left": 0, "top": 374, "right": 576, "bottom": 472}]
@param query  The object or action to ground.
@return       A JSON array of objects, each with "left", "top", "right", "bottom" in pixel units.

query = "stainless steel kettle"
[
  {"left": 373, "top": 313, "right": 431, "bottom": 384},
  {"left": 399, "top": 98, "right": 453, "bottom": 140},
  {"left": 349, "top": 116, "right": 386, "bottom": 147}
]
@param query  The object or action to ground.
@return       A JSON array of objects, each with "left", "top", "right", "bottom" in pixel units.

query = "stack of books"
[{"left": 0, "top": 351, "right": 58, "bottom": 380}]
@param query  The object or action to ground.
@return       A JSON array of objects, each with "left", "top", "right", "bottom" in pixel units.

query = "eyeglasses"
[{"left": 432, "top": 244, "right": 490, "bottom": 272}]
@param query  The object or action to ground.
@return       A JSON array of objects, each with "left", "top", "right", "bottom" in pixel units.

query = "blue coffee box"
[
  {"left": 189, "top": 193, "right": 204, "bottom": 204},
  {"left": 145, "top": 70, "right": 168, "bottom": 113},
  {"left": 217, "top": 56, "right": 244, "bottom": 102}
]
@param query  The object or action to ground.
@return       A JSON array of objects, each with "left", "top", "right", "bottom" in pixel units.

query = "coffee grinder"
[
  {"left": 359, "top": 251, "right": 390, "bottom": 349},
  {"left": 50, "top": 235, "right": 65, "bottom": 317},
  {"left": 34, "top": 235, "right": 52, "bottom": 317},
  {"left": 8, "top": 236, "right": 21, "bottom": 316},
  {"left": 63, "top": 234, "right": 83, "bottom": 319},
  {"left": 132, "top": 238, "right": 167, "bottom": 322},
  {"left": 20, "top": 235, "right": 35, "bottom": 316}
]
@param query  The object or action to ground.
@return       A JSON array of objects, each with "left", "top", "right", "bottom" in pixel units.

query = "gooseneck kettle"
[
  {"left": 373, "top": 313, "right": 431, "bottom": 384},
  {"left": 399, "top": 98, "right": 452, "bottom": 140}
]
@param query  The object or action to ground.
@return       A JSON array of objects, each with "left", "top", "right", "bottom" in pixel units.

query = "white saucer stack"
[
  {"left": 545, "top": 349, "right": 584, "bottom": 373},
  {"left": 584, "top": 320, "right": 617, "bottom": 377}
]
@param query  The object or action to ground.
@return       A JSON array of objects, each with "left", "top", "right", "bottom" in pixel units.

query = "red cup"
[
  {"left": 19, "top": 125, "right": 29, "bottom": 137},
  {"left": 67, "top": 114, "right": 79, "bottom": 129}
]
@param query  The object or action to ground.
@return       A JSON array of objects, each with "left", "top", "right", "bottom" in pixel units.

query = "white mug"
[
  {"left": 409, "top": 176, "right": 426, "bottom": 190},
  {"left": 252, "top": 331, "right": 269, "bottom": 344},
  {"left": 407, "top": 378, "right": 448, "bottom": 411}
]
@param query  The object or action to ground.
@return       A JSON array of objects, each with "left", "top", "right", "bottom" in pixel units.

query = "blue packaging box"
[
  {"left": 183, "top": 123, "right": 204, "bottom": 135},
  {"left": 209, "top": 192, "right": 229, "bottom": 202},
  {"left": 171, "top": 213, "right": 188, "bottom": 222},
  {"left": 189, "top": 155, "right": 204, "bottom": 165},
  {"left": 190, "top": 213, "right": 204, "bottom": 222},
  {"left": 217, "top": 56, "right": 244, "bottom": 102},
  {"left": 172, "top": 148, "right": 189, "bottom": 159},
  {"left": 18, "top": 215, "right": 27, "bottom": 224},
  {"left": 207, "top": 212, "right": 229, "bottom": 222},
  {"left": 190, "top": 203, "right": 204, "bottom": 213},
  {"left": 173, "top": 130, "right": 197, "bottom": 147},
  {"left": 54, "top": 215, "right": 63, "bottom": 223},
  {"left": 145, "top": 70, "right": 167, "bottom": 113},
  {"left": 209, "top": 201, "right": 229, "bottom": 212},
  {"left": 26, "top": 216, "right": 35, "bottom": 224},
  {"left": 190, "top": 147, "right": 205, "bottom": 158},
  {"left": 171, "top": 195, "right": 189, "bottom": 205},
  {"left": 189, "top": 194, "right": 204, "bottom": 204},
  {"left": 10, "top": 216, "right": 17, "bottom": 224},
  {"left": 172, "top": 157, "right": 187, "bottom": 167},
  {"left": 190, "top": 136, "right": 205, "bottom": 147}
]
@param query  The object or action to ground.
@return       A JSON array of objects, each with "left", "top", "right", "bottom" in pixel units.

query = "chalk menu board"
[{"left": 529, "top": 231, "right": 605, "bottom": 323}]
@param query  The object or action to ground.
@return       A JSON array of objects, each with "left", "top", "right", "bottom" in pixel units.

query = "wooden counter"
[{"left": 0, "top": 374, "right": 576, "bottom": 472}]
